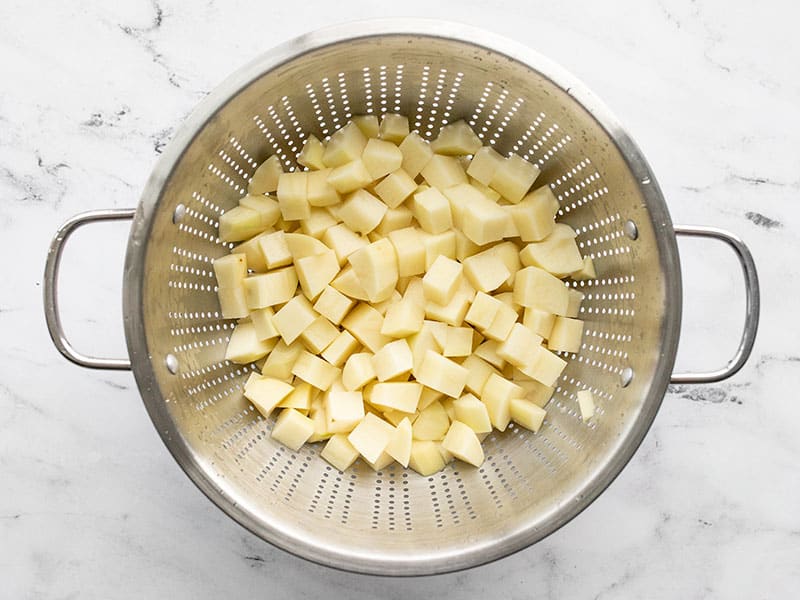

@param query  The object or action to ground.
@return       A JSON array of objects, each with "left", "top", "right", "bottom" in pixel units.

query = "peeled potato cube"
[
  {"left": 431, "top": 120, "right": 482, "bottom": 156},
  {"left": 261, "top": 339, "right": 303, "bottom": 380},
  {"left": 307, "top": 408, "right": 332, "bottom": 443},
  {"left": 331, "top": 266, "right": 370, "bottom": 301},
  {"left": 248, "top": 155, "right": 284, "bottom": 194},
  {"left": 577, "top": 389, "right": 596, "bottom": 421},
  {"left": 342, "top": 352, "right": 376, "bottom": 391},
  {"left": 258, "top": 230, "right": 293, "bottom": 269},
  {"left": 371, "top": 289, "right": 402, "bottom": 316},
  {"left": 412, "top": 187, "right": 453, "bottom": 234},
  {"left": 327, "top": 159, "right": 373, "bottom": 195},
  {"left": 422, "top": 229, "right": 457, "bottom": 270},
  {"left": 323, "top": 122, "right": 367, "bottom": 168},
  {"left": 361, "top": 138, "right": 403, "bottom": 180},
  {"left": 463, "top": 292, "right": 500, "bottom": 331},
  {"left": 284, "top": 232, "right": 329, "bottom": 259},
  {"left": 460, "top": 195, "right": 511, "bottom": 246},
  {"left": 421, "top": 155, "right": 468, "bottom": 189},
  {"left": 520, "top": 224, "right": 583, "bottom": 277},
  {"left": 510, "top": 399, "right": 547, "bottom": 432},
  {"left": 566, "top": 289, "right": 585, "bottom": 318},
  {"left": 374, "top": 169, "right": 417, "bottom": 208},
  {"left": 272, "top": 295, "right": 317, "bottom": 344},
  {"left": 412, "top": 400, "right": 450, "bottom": 440},
  {"left": 347, "top": 238, "right": 398, "bottom": 303},
  {"left": 352, "top": 114, "right": 379, "bottom": 138},
  {"left": 466, "top": 146, "right": 504, "bottom": 186},
  {"left": 338, "top": 189, "right": 387, "bottom": 234},
  {"left": 306, "top": 169, "right": 342, "bottom": 207},
  {"left": 321, "top": 433, "right": 360, "bottom": 471},
  {"left": 244, "top": 374, "right": 294, "bottom": 417},
  {"left": 313, "top": 285, "right": 355, "bottom": 325},
  {"left": 497, "top": 323, "right": 543, "bottom": 369},
  {"left": 454, "top": 230, "right": 482, "bottom": 261},
  {"left": 424, "top": 278, "right": 474, "bottom": 327},
  {"left": 571, "top": 256, "right": 597, "bottom": 280},
  {"left": 374, "top": 206, "right": 413, "bottom": 237},
  {"left": 415, "top": 350, "right": 469, "bottom": 399},
  {"left": 292, "top": 351, "right": 340, "bottom": 391},
  {"left": 348, "top": 413, "right": 395, "bottom": 463},
  {"left": 372, "top": 339, "right": 413, "bottom": 382},
  {"left": 320, "top": 330, "right": 359, "bottom": 367},
  {"left": 442, "top": 421, "right": 484, "bottom": 467},
  {"left": 300, "top": 316, "right": 339, "bottom": 354},
  {"left": 483, "top": 302, "right": 518, "bottom": 342},
  {"left": 481, "top": 392, "right": 511, "bottom": 432},
  {"left": 243, "top": 267, "right": 298, "bottom": 309},
  {"left": 370, "top": 382, "right": 422, "bottom": 413},
  {"left": 514, "top": 266, "right": 570, "bottom": 315},
  {"left": 231, "top": 231, "right": 271, "bottom": 273},
  {"left": 422, "top": 320, "right": 448, "bottom": 349},
  {"left": 239, "top": 194, "right": 281, "bottom": 229},
  {"left": 509, "top": 185, "right": 560, "bottom": 242},
  {"left": 408, "top": 327, "right": 442, "bottom": 375},
  {"left": 276, "top": 171, "right": 310, "bottom": 220},
  {"left": 379, "top": 113, "right": 409, "bottom": 143},
  {"left": 511, "top": 373, "right": 554, "bottom": 408},
  {"left": 341, "top": 303, "right": 391, "bottom": 352},
  {"left": 295, "top": 250, "right": 340, "bottom": 300},
  {"left": 453, "top": 394, "right": 492, "bottom": 433},
  {"left": 461, "top": 354, "right": 498, "bottom": 396},
  {"left": 279, "top": 382, "right": 316, "bottom": 412},
  {"left": 213, "top": 253, "right": 247, "bottom": 288},
  {"left": 443, "top": 326, "right": 473, "bottom": 358},
  {"left": 225, "top": 321, "right": 276, "bottom": 364},
  {"left": 483, "top": 372, "right": 525, "bottom": 404},
  {"left": 517, "top": 346, "right": 567, "bottom": 386},
  {"left": 387, "top": 226, "right": 426, "bottom": 276},
  {"left": 422, "top": 255, "right": 463, "bottom": 305},
  {"left": 489, "top": 153, "right": 540, "bottom": 203},
  {"left": 217, "top": 286, "right": 249, "bottom": 319},
  {"left": 271, "top": 408, "right": 315, "bottom": 451},
  {"left": 384, "top": 417, "right": 413, "bottom": 467},
  {"left": 462, "top": 248, "right": 511, "bottom": 293},
  {"left": 323, "top": 223, "right": 368, "bottom": 265},
  {"left": 250, "top": 306, "right": 280, "bottom": 341},
  {"left": 491, "top": 241, "right": 523, "bottom": 289},
  {"left": 325, "top": 386, "right": 365, "bottom": 433},
  {"left": 219, "top": 206, "right": 264, "bottom": 242},
  {"left": 523, "top": 308, "right": 556, "bottom": 339},
  {"left": 296, "top": 134, "right": 325, "bottom": 170},
  {"left": 548, "top": 316, "right": 584, "bottom": 354},
  {"left": 409, "top": 440, "right": 447, "bottom": 476},
  {"left": 398, "top": 132, "right": 433, "bottom": 178}
]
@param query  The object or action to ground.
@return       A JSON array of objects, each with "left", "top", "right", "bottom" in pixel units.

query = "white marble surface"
[{"left": 2, "top": 0, "right": 798, "bottom": 597}]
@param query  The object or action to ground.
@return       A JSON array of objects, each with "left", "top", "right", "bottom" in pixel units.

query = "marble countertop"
[{"left": 2, "top": 0, "right": 798, "bottom": 597}]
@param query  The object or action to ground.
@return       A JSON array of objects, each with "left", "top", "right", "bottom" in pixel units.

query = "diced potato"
[
  {"left": 424, "top": 278, "right": 474, "bottom": 326},
  {"left": 381, "top": 298, "right": 425, "bottom": 338},
  {"left": 371, "top": 289, "right": 402, "bottom": 316},
  {"left": 327, "top": 159, "right": 373, "bottom": 195},
  {"left": 306, "top": 169, "right": 342, "bottom": 207},
  {"left": 307, "top": 407, "right": 332, "bottom": 443},
  {"left": 364, "top": 451, "right": 395, "bottom": 471},
  {"left": 517, "top": 346, "right": 567, "bottom": 387},
  {"left": 293, "top": 250, "right": 340, "bottom": 301},
  {"left": 548, "top": 316, "right": 584, "bottom": 354},
  {"left": 442, "top": 183, "right": 506, "bottom": 245},
  {"left": 325, "top": 386, "right": 365, "bottom": 433},
  {"left": 577, "top": 389, "right": 596, "bottom": 421},
  {"left": 511, "top": 374, "right": 554, "bottom": 407},
  {"left": 272, "top": 295, "right": 317, "bottom": 344},
  {"left": 412, "top": 187, "right": 453, "bottom": 234},
  {"left": 482, "top": 372, "right": 525, "bottom": 406},
  {"left": 510, "top": 399, "right": 546, "bottom": 432},
  {"left": 385, "top": 417, "right": 413, "bottom": 467},
  {"left": 331, "top": 266, "right": 370, "bottom": 301},
  {"left": 418, "top": 387, "right": 444, "bottom": 412},
  {"left": 244, "top": 373, "right": 294, "bottom": 416},
  {"left": 352, "top": 114, "right": 379, "bottom": 138},
  {"left": 323, "top": 122, "right": 367, "bottom": 168},
  {"left": 361, "top": 138, "right": 403, "bottom": 180},
  {"left": 300, "top": 315, "right": 339, "bottom": 354},
  {"left": 213, "top": 253, "right": 247, "bottom": 288},
  {"left": 466, "top": 146, "right": 504, "bottom": 186},
  {"left": 338, "top": 189, "right": 387, "bottom": 234},
  {"left": 412, "top": 400, "right": 450, "bottom": 440},
  {"left": 348, "top": 412, "right": 395, "bottom": 463},
  {"left": 321, "top": 330, "right": 359, "bottom": 367},
  {"left": 313, "top": 285, "right": 355, "bottom": 325},
  {"left": 415, "top": 350, "right": 469, "bottom": 398},
  {"left": 482, "top": 302, "right": 518, "bottom": 342},
  {"left": 231, "top": 231, "right": 271, "bottom": 273},
  {"left": 469, "top": 177, "right": 501, "bottom": 202},
  {"left": 454, "top": 230, "right": 482, "bottom": 261},
  {"left": 342, "top": 352, "right": 376, "bottom": 391},
  {"left": 523, "top": 307, "right": 556, "bottom": 339},
  {"left": 219, "top": 206, "right": 264, "bottom": 242},
  {"left": 278, "top": 381, "right": 316, "bottom": 411},
  {"left": 421, "top": 155, "right": 468, "bottom": 189},
  {"left": 422, "top": 229, "right": 457, "bottom": 269},
  {"left": 348, "top": 238, "right": 398, "bottom": 303},
  {"left": 261, "top": 339, "right": 303, "bottom": 380},
  {"left": 374, "top": 169, "right": 417, "bottom": 208},
  {"left": 422, "top": 255, "right": 463, "bottom": 305},
  {"left": 250, "top": 306, "right": 280, "bottom": 341},
  {"left": 248, "top": 155, "right": 283, "bottom": 194},
  {"left": 520, "top": 224, "right": 583, "bottom": 277},
  {"left": 464, "top": 291, "right": 501, "bottom": 331},
  {"left": 422, "top": 320, "right": 448, "bottom": 349},
  {"left": 408, "top": 327, "right": 442, "bottom": 375},
  {"left": 323, "top": 223, "right": 369, "bottom": 265},
  {"left": 271, "top": 408, "right": 315, "bottom": 451},
  {"left": 375, "top": 205, "right": 414, "bottom": 236},
  {"left": 509, "top": 185, "right": 560, "bottom": 242},
  {"left": 490, "top": 241, "right": 522, "bottom": 289},
  {"left": 387, "top": 227, "right": 426, "bottom": 276},
  {"left": 566, "top": 288, "right": 584, "bottom": 318},
  {"left": 474, "top": 339, "right": 506, "bottom": 370},
  {"left": 408, "top": 440, "right": 446, "bottom": 476},
  {"left": 497, "top": 323, "right": 543, "bottom": 369},
  {"left": 321, "top": 433, "right": 360, "bottom": 471},
  {"left": 443, "top": 326, "right": 473, "bottom": 357},
  {"left": 462, "top": 248, "right": 511, "bottom": 293},
  {"left": 276, "top": 171, "right": 310, "bottom": 221},
  {"left": 239, "top": 195, "right": 281, "bottom": 229},
  {"left": 258, "top": 230, "right": 293, "bottom": 269},
  {"left": 431, "top": 120, "right": 482, "bottom": 156},
  {"left": 372, "top": 339, "right": 413, "bottom": 382},
  {"left": 453, "top": 394, "right": 492, "bottom": 434},
  {"left": 481, "top": 391, "right": 511, "bottom": 431},
  {"left": 341, "top": 303, "right": 391, "bottom": 352},
  {"left": 398, "top": 132, "right": 433, "bottom": 178},
  {"left": 243, "top": 267, "right": 299, "bottom": 310},
  {"left": 298, "top": 135, "right": 326, "bottom": 170},
  {"left": 442, "top": 421, "right": 484, "bottom": 467},
  {"left": 217, "top": 286, "right": 249, "bottom": 319},
  {"left": 489, "top": 153, "right": 540, "bottom": 203},
  {"left": 291, "top": 350, "right": 340, "bottom": 391},
  {"left": 514, "top": 266, "right": 570, "bottom": 315},
  {"left": 461, "top": 354, "right": 497, "bottom": 396},
  {"left": 571, "top": 256, "right": 597, "bottom": 280},
  {"left": 370, "top": 382, "right": 422, "bottom": 413},
  {"left": 379, "top": 113, "right": 409, "bottom": 143}
]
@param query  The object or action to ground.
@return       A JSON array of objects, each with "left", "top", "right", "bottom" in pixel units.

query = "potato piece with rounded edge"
[
  {"left": 371, "top": 339, "right": 413, "bottom": 382},
  {"left": 323, "top": 122, "right": 367, "bottom": 168},
  {"left": 415, "top": 350, "right": 469, "bottom": 399},
  {"left": 387, "top": 226, "right": 426, "bottom": 276},
  {"left": 244, "top": 373, "right": 294, "bottom": 416},
  {"left": 421, "top": 155, "right": 468, "bottom": 189},
  {"left": 412, "top": 400, "right": 450, "bottom": 441},
  {"left": 379, "top": 113, "right": 409, "bottom": 143},
  {"left": 271, "top": 408, "right": 315, "bottom": 451},
  {"left": 520, "top": 224, "right": 583, "bottom": 277},
  {"left": 295, "top": 250, "right": 340, "bottom": 301},
  {"left": 298, "top": 135, "right": 325, "bottom": 170},
  {"left": 347, "top": 238, "right": 398, "bottom": 303},
  {"left": 398, "top": 132, "right": 433, "bottom": 178},
  {"left": 547, "top": 316, "right": 584, "bottom": 354},
  {"left": 510, "top": 399, "right": 547, "bottom": 432},
  {"left": 258, "top": 230, "right": 293, "bottom": 269},
  {"left": 466, "top": 146, "right": 504, "bottom": 186},
  {"left": 362, "top": 138, "right": 403, "bottom": 180},
  {"left": 348, "top": 412, "right": 395, "bottom": 463},
  {"left": 442, "top": 421, "right": 484, "bottom": 467},
  {"left": 453, "top": 394, "right": 492, "bottom": 434},
  {"left": 284, "top": 232, "right": 329, "bottom": 259},
  {"left": 352, "top": 114, "right": 379, "bottom": 138},
  {"left": 514, "top": 266, "right": 570, "bottom": 315},
  {"left": 408, "top": 440, "right": 447, "bottom": 476},
  {"left": 489, "top": 153, "right": 540, "bottom": 203},
  {"left": 577, "top": 389, "right": 596, "bottom": 421},
  {"left": 327, "top": 159, "right": 373, "bottom": 195},
  {"left": 338, "top": 189, "right": 387, "bottom": 234},
  {"left": 321, "top": 434, "right": 360, "bottom": 471},
  {"left": 431, "top": 120, "right": 482, "bottom": 156},
  {"left": 331, "top": 266, "right": 370, "bottom": 301},
  {"left": 276, "top": 171, "right": 310, "bottom": 220},
  {"left": 342, "top": 352, "right": 376, "bottom": 391},
  {"left": 248, "top": 155, "right": 283, "bottom": 194},
  {"left": 239, "top": 194, "right": 281, "bottom": 229},
  {"left": 313, "top": 285, "right": 355, "bottom": 325}
]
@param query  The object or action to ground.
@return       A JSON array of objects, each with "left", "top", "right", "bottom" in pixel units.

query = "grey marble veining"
[{"left": 2, "top": 0, "right": 799, "bottom": 597}]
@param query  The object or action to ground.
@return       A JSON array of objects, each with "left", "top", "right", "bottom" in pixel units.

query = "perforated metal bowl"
[{"left": 43, "top": 20, "right": 759, "bottom": 575}]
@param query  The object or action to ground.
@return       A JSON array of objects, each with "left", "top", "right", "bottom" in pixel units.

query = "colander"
[{"left": 43, "top": 20, "right": 760, "bottom": 575}]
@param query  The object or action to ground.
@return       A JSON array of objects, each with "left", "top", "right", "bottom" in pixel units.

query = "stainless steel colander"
[{"left": 43, "top": 20, "right": 759, "bottom": 575}]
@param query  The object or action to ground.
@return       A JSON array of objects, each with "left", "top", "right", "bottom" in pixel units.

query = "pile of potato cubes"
[{"left": 213, "top": 113, "right": 597, "bottom": 476}]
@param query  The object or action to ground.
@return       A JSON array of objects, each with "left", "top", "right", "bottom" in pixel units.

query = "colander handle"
[
  {"left": 670, "top": 225, "right": 760, "bottom": 384},
  {"left": 43, "top": 209, "right": 136, "bottom": 370}
]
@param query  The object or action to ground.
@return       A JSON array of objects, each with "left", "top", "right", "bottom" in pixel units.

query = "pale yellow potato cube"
[
  {"left": 453, "top": 394, "right": 492, "bottom": 434},
  {"left": 431, "top": 120, "right": 482, "bottom": 156},
  {"left": 338, "top": 189, "right": 387, "bottom": 234},
  {"left": 566, "top": 288, "right": 584, "bottom": 318},
  {"left": 418, "top": 387, "right": 445, "bottom": 412},
  {"left": 384, "top": 418, "right": 413, "bottom": 467},
  {"left": 371, "top": 289, "right": 402, "bottom": 316},
  {"left": 291, "top": 351, "right": 341, "bottom": 391},
  {"left": 325, "top": 386, "right": 365, "bottom": 433},
  {"left": 322, "top": 122, "right": 367, "bottom": 168},
  {"left": 571, "top": 256, "right": 597, "bottom": 280},
  {"left": 474, "top": 339, "right": 506, "bottom": 370},
  {"left": 422, "top": 255, "right": 463, "bottom": 305},
  {"left": 284, "top": 233, "right": 329, "bottom": 259},
  {"left": 261, "top": 339, "right": 303, "bottom": 380},
  {"left": 361, "top": 138, "right": 403, "bottom": 180},
  {"left": 412, "top": 400, "right": 450, "bottom": 441},
  {"left": 372, "top": 339, "right": 413, "bottom": 382},
  {"left": 213, "top": 253, "right": 247, "bottom": 288},
  {"left": 239, "top": 195, "right": 281, "bottom": 229},
  {"left": 443, "top": 326, "right": 473, "bottom": 357},
  {"left": 409, "top": 440, "right": 447, "bottom": 476},
  {"left": 258, "top": 230, "right": 293, "bottom": 269},
  {"left": 219, "top": 206, "right": 264, "bottom": 242},
  {"left": 293, "top": 250, "right": 339, "bottom": 301},
  {"left": 306, "top": 169, "right": 342, "bottom": 207},
  {"left": 327, "top": 159, "right": 372, "bottom": 195},
  {"left": 323, "top": 223, "right": 368, "bottom": 265},
  {"left": 497, "top": 323, "right": 543, "bottom": 369},
  {"left": 523, "top": 308, "right": 556, "bottom": 339},
  {"left": 272, "top": 295, "right": 317, "bottom": 344},
  {"left": 248, "top": 155, "right": 283, "bottom": 194},
  {"left": 422, "top": 320, "right": 448, "bottom": 349},
  {"left": 230, "top": 231, "right": 271, "bottom": 273},
  {"left": 422, "top": 230, "right": 457, "bottom": 270},
  {"left": 415, "top": 350, "right": 469, "bottom": 398},
  {"left": 369, "top": 382, "right": 422, "bottom": 413},
  {"left": 412, "top": 187, "right": 453, "bottom": 234},
  {"left": 489, "top": 153, "right": 540, "bottom": 203},
  {"left": 307, "top": 407, "right": 332, "bottom": 443},
  {"left": 348, "top": 413, "right": 395, "bottom": 463},
  {"left": 403, "top": 276, "right": 426, "bottom": 304},
  {"left": 383, "top": 409, "right": 417, "bottom": 427},
  {"left": 482, "top": 302, "right": 519, "bottom": 342},
  {"left": 244, "top": 373, "right": 294, "bottom": 416},
  {"left": 348, "top": 238, "right": 398, "bottom": 303},
  {"left": 462, "top": 248, "right": 511, "bottom": 293},
  {"left": 500, "top": 205, "right": 520, "bottom": 238},
  {"left": 469, "top": 177, "right": 501, "bottom": 202},
  {"left": 375, "top": 205, "right": 414, "bottom": 236},
  {"left": 461, "top": 354, "right": 497, "bottom": 396},
  {"left": 364, "top": 451, "right": 395, "bottom": 471},
  {"left": 514, "top": 266, "right": 570, "bottom": 315},
  {"left": 321, "top": 330, "right": 359, "bottom": 367},
  {"left": 512, "top": 373, "right": 554, "bottom": 407},
  {"left": 510, "top": 399, "right": 547, "bottom": 432},
  {"left": 342, "top": 352, "right": 376, "bottom": 391},
  {"left": 481, "top": 391, "right": 511, "bottom": 432},
  {"left": 464, "top": 291, "right": 502, "bottom": 331},
  {"left": 517, "top": 346, "right": 567, "bottom": 386},
  {"left": 520, "top": 224, "right": 583, "bottom": 277},
  {"left": 278, "top": 381, "right": 316, "bottom": 411},
  {"left": 398, "top": 131, "right": 433, "bottom": 178},
  {"left": 387, "top": 226, "right": 426, "bottom": 276},
  {"left": 297, "top": 134, "right": 326, "bottom": 171},
  {"left": 408, "top": 327, "right": 442, "bottom": 375},
  {"left": 381, "top": 299, "right": 424, "bottom": 338},
  {"left": 442, "top": 421, "right": 484, "bottom": 467},
  {"left": 454, "top": 230, "right": 482, "bottom": 262},
  {"left": 577, "top": 389, "right": 596, "bottom": 421},
  {"left": 331, "top": 266, "right": 370, "bottom": 301},
  {"left": 379, "top": 113, "right": 409, "bottom": 143},
  {"left": 321, "top": 433, "right": 360, "bottom": 471},
  {"left": 548, "top": 316, "right": 584, "bottom": 354},
  {"left": 313, "top": 286, "right": 355, "bottom": 325},
  {"left": 341, "top": 303, "right": 391, "bottom": 352},
  {"left": 421, "top": 155, "right": 468, "bottom": 189},
  {"left": 250, "top": 306, "right": 279, "bottom": 341},
  {"left": 276, "top": 171, "right": 310, "bottom": 221},
  {"left": 217, "top": 286, "right": 249, "bottom": 319},
  {"left": 300, "top": 316, "right": 339, "bottom": 354},
  {"left": 466, "top": 146, "right": 504, "bottom": 186},
  {"left": 271, "top": 408, "right": 314, "bottom": 451},
  {"left": 374, "top": 168, "right": 417, "bottom": 208},
  {"left": 460, "top": 192, "right": 511, "bottom": 245},
  {"left": 509, "top": 185, "right": 560, "bottom": 242},
  {"left": 490, "top": 241, "right": 522, "bottom": 288},
  {"left": 423, "top": 278, "right": 474, "bottom": 327},
  {"left": 243, "top": 267, "right": 298, "bottom": 310},
  {"left": 482, "top": 372, "right": 525, "bottom": 406},
  {"left": 494, "top": 291, "right": 522, "bottom": 316}
]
